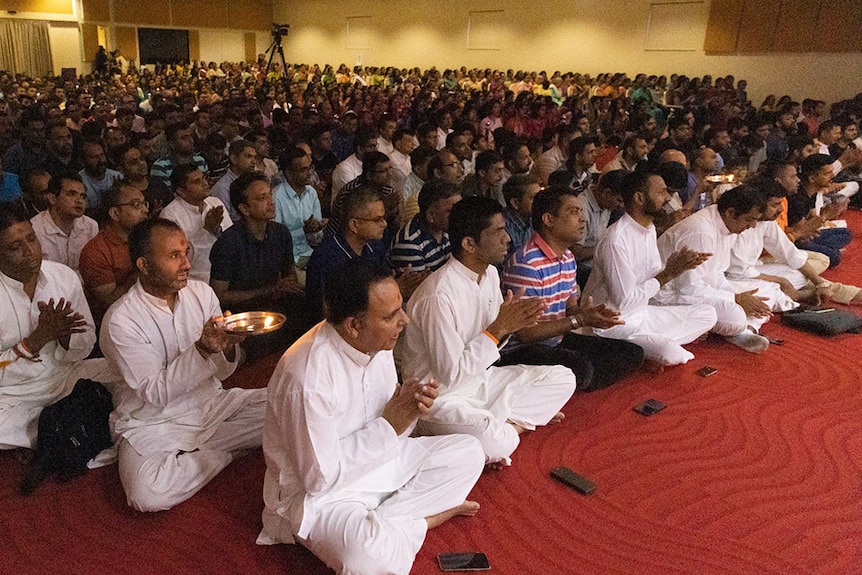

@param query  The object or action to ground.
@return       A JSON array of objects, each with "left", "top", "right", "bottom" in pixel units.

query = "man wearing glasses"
[{"left": 79, "top": 181, "right": 150, "bottom": 324}]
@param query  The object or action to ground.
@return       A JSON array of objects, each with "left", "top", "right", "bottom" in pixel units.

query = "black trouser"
[{"left": 497, "top": 333, "right": 644, "bottom": 392}]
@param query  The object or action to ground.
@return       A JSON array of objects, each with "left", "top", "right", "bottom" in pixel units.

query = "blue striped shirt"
[
  {"left": 501, "top": 232, "right": 578, "bottom": 346},
  {"left": 389, "top": 214, "right": 451, "bottom": 273}
]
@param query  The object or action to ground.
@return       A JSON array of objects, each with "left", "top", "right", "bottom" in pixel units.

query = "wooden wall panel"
[
  {"left": 244, "top": 32, "right": 256, "bottom": 62},
  {"left": 115, "top": 25, "right": 138, "bottom": 62},
  {"left": 0, "top": 0, "right": 74, "bottom": 14},
  {"left": 773, "top": 0, "right": 820, "bottom": 52},
  {"left": 81, "top": 0, "right": 109, "bottom": 21},
  {"left": 814, "top": 0, "right": 862, "bottom": 52},
  {"left": 172, "top": 0, "right": 227, "bottom": 29},
  {"left": 188, "top": 29, "right": 200, "bottom": 61},
  {"left": 81, "top": 22, "right": 99, "bottom": 62},
  {"left": 227, "top": 0, "right": 272, "bottom": 31},
  {"left": 703, "top": 0, "right": 744, "bottom": 53},
  {"left": 113, "top": 0, "right": 170, "bottom": 26},
  {"left": 736, "top": 0, "right": 780, "bottom": 52}
]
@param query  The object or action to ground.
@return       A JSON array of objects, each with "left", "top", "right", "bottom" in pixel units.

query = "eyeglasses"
[{"left": 116, "top": 200, "right": 149, "bottom": 210}]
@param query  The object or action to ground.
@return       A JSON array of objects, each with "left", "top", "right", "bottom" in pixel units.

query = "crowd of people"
[{"left": 2, "top": 57, "right": 862, "bottom": 574}]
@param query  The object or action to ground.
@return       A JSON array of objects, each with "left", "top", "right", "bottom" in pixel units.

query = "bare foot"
[
  {"left": 426, "top": 500, "right": 480, "bottom": 529},
  {"left": 550, "top": 412, "right": 565, "bottom": 424},
  {"left": 508, "top": 421, "right": 527, "bottom": 435}
]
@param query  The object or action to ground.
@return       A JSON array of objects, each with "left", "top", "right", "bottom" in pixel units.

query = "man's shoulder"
[{"left": 41, "top": 259, "right": 82, "bottom": 284}]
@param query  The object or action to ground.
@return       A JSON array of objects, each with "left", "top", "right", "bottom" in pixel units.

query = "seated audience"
[
  {"left": 571, "top": 169, "right": 626, "bottom": 287},
  {"left": 31, "top": 172, "right": 98, "bottom": 273},
  {"left": 13, "top": 168, "right": 51, "bottom": 219},
  {"left": 258, "top": 261, "right": 484, "bottom": 574},
  {"left": 79, "top": 139, "right": 122, "bottom": 217},
  {"left": 306, "top": 187, "right": 389, "bottom": 320},
  {"left": 728, "top": 177, "right": 862, "bottom": 306},
  {"left": 326, "top": 151, "right": 400, "bottom": 241},
  {"left": 502, "top": 173, "right": 541, "bottom": 261},
  {"left": 501, "top": 185, "right": 644, "bottom": 390},
  {"left": 331, "top": 128, "right": 377, "bottom": 196},
  {"left": 116, "top": 144, "right": 173, "bottom": 218},
  {"left": 0, "top": 203, "right": 112, "bottom": 450},
  {"left": 656, "top": 185, "right": 773, "bottom": 353},
  {"left": 210, "top": 139, "right": 258, "bottom": 223},
  {"left": 150, "top": 124, "right": 209, "bottom": 190},
  {"left": 273, "top": 146, "right": 325, "bottom": 283},
  {"left": 209, "top": 172, "right": 302, "bottom": 312},
  {"left": 161, "top": 164, "right": 232, "bottom": 282},
  {"left": 461, "top": 149, "right": 506, "bottom": 206},
  {"left": 403, "top": 196, "right": 575, "bottom": 465},
  {"left": 582, "top": 172, "right": 718, "bottom": 366},
  {"left": 390, "top": 180, "right": 461, "bottom": 274},
  {"left": 401, "top": 145, "right": 436, "bottom": 221},
  {"left": 101, "top": 218, "right": 266, "bottom": 512},
  {"left": 79, "top": 181, "right": 149, "bottom": 323}
]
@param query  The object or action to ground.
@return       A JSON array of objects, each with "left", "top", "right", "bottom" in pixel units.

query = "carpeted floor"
[{"left": 3, "top": 212, "right": 862, "bottom": 575}]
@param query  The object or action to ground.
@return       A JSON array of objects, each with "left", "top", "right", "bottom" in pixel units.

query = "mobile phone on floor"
[
  {"left": 550, "top": 466, "right": 596, "bottom": 495},
  {"left": 437, "top": 552, "right": 491, "bottom": 571},
  {"left": 695, "top": 366, "right": 718, "bottom": 377},
  {"left": 633, "top": 399, "right": 666, "bottom": 416}
]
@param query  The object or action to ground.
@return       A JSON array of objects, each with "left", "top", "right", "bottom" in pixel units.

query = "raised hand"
[
  {"left": 486, "top": 288, "right": 545, "bottom": 341},
  {"left": 382, "top": 377, "right": 440, "bottom": 435},
  {"left": 29, "top": 298, "right": 88, "bottom": 352}
]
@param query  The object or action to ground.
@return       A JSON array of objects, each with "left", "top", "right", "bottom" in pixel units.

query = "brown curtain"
[{"left": 0, "top": 19, "right": 53, "bottom": 77}]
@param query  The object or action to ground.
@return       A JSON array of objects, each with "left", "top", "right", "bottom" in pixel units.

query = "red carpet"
[{"left": 3, "top": 212, "right": 862, "bottom": 574}]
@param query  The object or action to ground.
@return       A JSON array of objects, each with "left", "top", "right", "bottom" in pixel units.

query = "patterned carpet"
[{"left": 2, "top": 212, "right": 862, "bottom": 575}]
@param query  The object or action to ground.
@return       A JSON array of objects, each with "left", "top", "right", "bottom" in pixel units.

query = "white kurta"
[
  {"left": 101, "top": 279, "right": 265, "bottom": 511},
  {"left": 0, "top": 261, "right": 103, "bottom": 448},
  {"left": 160, "top": 196, "right": 232, "bottom": 282},
  {"left": 258, "top": 321, "right": 483, "bottom": 575},
  {"left": 403, "top": 258, "right": 575, "bottom": 463},
  {"left": 583, "top": 214, "right": 717, "bottom": 365},
  {"left": 30, "top": 211, "right": 98, "bottom": 272},
  {"left": 656, "top": 205, "right": 768, "bottom": 335},
  {"left": 331, "top": 154, "right": 362, "bottom": 199},
  {"left": 727, "top": 221, "right": 805, "bottom": 311}
]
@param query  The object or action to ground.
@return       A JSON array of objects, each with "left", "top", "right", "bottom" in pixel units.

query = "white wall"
[
  {"left": 198, "top": 29, "right": 245, "bottom": 64},
  {"left": 48, "top": 21, "right": 86, "bottom": 75},
  {"left": 274, "top": 0, "right": 862, "bottom": 106}
]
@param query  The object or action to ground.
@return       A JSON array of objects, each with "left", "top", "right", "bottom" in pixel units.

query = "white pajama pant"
[
  {"left": 594, "top": 304, "right": 717, "bottom": 366},
  {"left": 299, "top": 434, "right": 485, "bottom": 575},
  {"left": 118, "top": 388, "right": 266, "bottom": 512},
  {"left": 417, "top": 364, "right": 575, "bottom": 464}
]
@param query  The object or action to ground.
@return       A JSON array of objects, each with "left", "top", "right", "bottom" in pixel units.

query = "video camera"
[{"left": 272, "top": 23, "right": 290, "bottom": 40}]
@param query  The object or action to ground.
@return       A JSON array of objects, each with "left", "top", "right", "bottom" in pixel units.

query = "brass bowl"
[{"left": 218, "top": 311, "right": 286, "bottom": 335}]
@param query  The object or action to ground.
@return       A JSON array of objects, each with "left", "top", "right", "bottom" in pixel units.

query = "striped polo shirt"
[
  {"left": 389, "top": 213, "right": 451, "bottom": 272},
  {"left": 501, "top": 231, "right": 578, "bottom": 346}
]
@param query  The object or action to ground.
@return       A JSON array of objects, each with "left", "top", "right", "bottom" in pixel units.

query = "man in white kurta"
[
  {"left": 101, "top": 219, "right": 264, "bottom": 512},
  {"left": 402, "top": 197, "right": 575, "bottom": 465},
  {"left": 655, "top": 186, "right": 773, "bottom": 352},
  {"left": 160, "top": 166, "right": 232, "bottom": 283},
  {"left": 583, "top": 173, "right": 717, "bottom": 366},
  {"left": 727, "top": 188, "right": 861, "bottom": 306},
  {"left": 0, "top": 206, "right": 114, "bottom": 450},
  {"left": 258, "top": 263, "right": 484, "bottom": 575}
]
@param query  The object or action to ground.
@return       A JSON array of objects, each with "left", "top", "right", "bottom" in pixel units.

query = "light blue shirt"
[
  {"left": 79, "top": 168, "right": 121, "bottom": 211},
  {"left": 273, "top": 181, "right": 322, "bottom": 261}
]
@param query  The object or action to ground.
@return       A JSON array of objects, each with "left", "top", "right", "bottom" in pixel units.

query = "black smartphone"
[
  {"left": 695, "top": 366, "right": 718, "bottom": 377},
  {"left": 633, "top": 399, "right": 666, "bottom": 416},
  {"left": 437, "top": 552, "right": 491, "bottom": 571},
  {"left": 550, "top": 466, "right": 596, "bottom": 495}
]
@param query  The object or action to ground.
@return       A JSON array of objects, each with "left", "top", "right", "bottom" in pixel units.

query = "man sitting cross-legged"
[
  {"left": 403, "top": 196, "right": 575, "bottom": 466},
  {"left": 656, "top": 185, "right": 773, "bottom": 353},
  {"left": 501, "top": 185, "right": 645, "bottom": 391},
  {"left": 101, "top": 218, "right": 266, "bottom": 512},
  {"left": 258, "top": 261, "right": 484, "bottom": 575},
  {"left": 728, "top": 176, "right": 862, "bottom": 307},
  {"left": 582, "top": 172, "right": 718, "bottom": 367},
  {"left": 0, "top": 203, "right": 115, "bottom": 451}
]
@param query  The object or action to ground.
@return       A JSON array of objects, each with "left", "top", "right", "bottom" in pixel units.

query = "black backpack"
[{"left": 20, "top": 378, "right": 114, "bottom": 494}]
